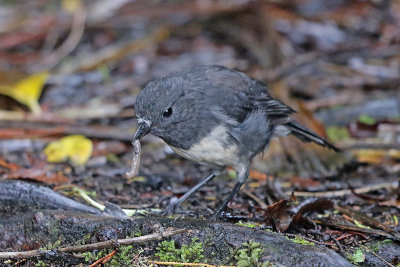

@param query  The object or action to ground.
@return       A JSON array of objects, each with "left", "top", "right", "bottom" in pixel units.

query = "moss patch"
[
  {"left": 235, "top": 241, "right": 274, "bottom": 267},
  {"left": 236, "top": 221, "right": 260, "bottom": 229},
  {"left": 82, "top": 245, "right": 135, "bottom": 266},
  {"left": 368, "top": 239, "right": 393, "bottom": 252},
  {"left": 286, "top": 236, "right": 315, "bottom": 246},
  {"left": 155, "top": 237, "right": 205, "bottom": 264},
  {"left": 346, "top": 249, "right": 365, "bottom": 265}
]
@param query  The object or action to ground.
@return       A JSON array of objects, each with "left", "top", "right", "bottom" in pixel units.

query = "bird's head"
[{"left": 133, "top": 75, "right": 195, "bottom": 146}]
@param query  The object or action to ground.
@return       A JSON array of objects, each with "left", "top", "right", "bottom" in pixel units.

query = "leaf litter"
[{"left": 0, "top": 0, "right": 400, "bottom": 266}]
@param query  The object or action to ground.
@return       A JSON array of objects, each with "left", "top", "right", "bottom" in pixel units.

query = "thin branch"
[
  {"left": 33, "top": 7, "right": 87, "bottom": 72},
  {"left": 335, "top": 206, "right": 400, "bottom": 240},
  {"left": 151, "top": 261, "right": 236, "bottom": 267},
  {"left": 0, "top": 228, "right": 186, "bottom": 260},
  {"left": 360, "top": 245, "right": 395, "bottom": 267},
  {"left": 89, "top": 249, "right": 117, "bottom": 267},
  {"left": 243, "top": 189, "right": 268, "bottom": 209},
  {"left": 284, "top": 233, "right": 337, "bottom": 248},
  {"left": 291, "top": 181, "right": 398, "bottom": 197},
  {"left": 314, "top": 220, "right": 396, "bottom": 240}
]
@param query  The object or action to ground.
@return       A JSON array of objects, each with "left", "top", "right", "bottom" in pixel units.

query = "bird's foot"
[
  {"left": 208, "top": 211, "right": 223, "bottom": 221},
  {"left": 159, "top": 204, "right": 175, "bottom": 216},
  {"left": 159, "top": 204, "right": 200, "bottom": 219}
]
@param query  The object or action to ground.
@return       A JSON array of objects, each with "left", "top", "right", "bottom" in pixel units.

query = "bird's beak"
[{"left": 133, "top": 122, "right": 151, "bottom": 142}]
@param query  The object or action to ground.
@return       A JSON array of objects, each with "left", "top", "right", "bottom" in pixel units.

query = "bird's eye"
[{"left": 163, "top": 107, "right": 173, "bottom": 117}]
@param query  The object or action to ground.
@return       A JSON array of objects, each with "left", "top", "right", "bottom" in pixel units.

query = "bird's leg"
[
  {"left": 208, "top": 181, "right": 244, "bottom": 221},
  {"left": 162, "top": 171, "right": 219, "bottom": 215},
  {"left": 209, "top": 166, "right": 248, "bottom": 221}
]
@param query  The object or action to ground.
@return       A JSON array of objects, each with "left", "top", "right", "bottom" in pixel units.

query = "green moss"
[
  {"left": 98, "top": 64, "right": 111, "bottom": 82},
  {"left": 368, "top": 239, "right": 393, "bottom": 252},
  {"left": 74, "top": 233, "right": 93, "bottom": 246},
  {"left": 134, "top": 230, "right": 142, "bottom": 237},
  {"left": 34, "top": 261, "right": 47, "bottom": 267},
  {"left": 236, "top": 221, "right": 259, "bottom": 229},
  {"left": 326, "top": 126, "right": 350, "bottom": 142},
  {"left": 358, "top": 114, "right": 376, "bottom": 125},
  {"left": 39, "top": 240, "right": 62, "bottom": 251},
  {"left": 286, "top": 236, "right": 315, "bottom": 246},
  {"left": 106, "top": 154, "right": 121, "bottom": 164},
  {"left": 235, "top": 241, "right": 274, "bottom": 267},
  {"left": 82, "top": 245, "right": 135, "bottom": 266},
  {"left": 393, "top": 215, "right": 398, "bottom": 226},
  {"left": 108, "top": 245, "right": 134, "bottom": 266},
  {"left": 346, "top": 249, "right": 365, "bottom": 265},
  {"left": 155, "top": 237, "right": 205, "bottom": 264}
]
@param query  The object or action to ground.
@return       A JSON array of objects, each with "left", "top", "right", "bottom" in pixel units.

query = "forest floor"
[{"left": 0, "top": 0, "right": 399, "bottom": 266}]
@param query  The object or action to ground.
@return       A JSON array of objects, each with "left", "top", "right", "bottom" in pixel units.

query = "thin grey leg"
[
  {"left": 164, "top": 172, "right": 218, "bottom": 213},
  {"left": 209, "top": 180, "right": 245, "bottom": 221}
]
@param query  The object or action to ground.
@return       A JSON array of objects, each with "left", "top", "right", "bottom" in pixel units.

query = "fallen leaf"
[
  {"left": 326, "top": 126, "right": 350, "bottom": 142},
  {"left": 92, "top": 140, "right": 127, "bottom": 157},
  {"left": 348, "top": 121, "right": 378, "bottom": 138},
  {"left": 288, "top": 198, "right": 333, "bottom": 230},
  {"left": 0, "top": 72, "right": 49, "bottom": 114},
  {"left": 265, "top": 193, "right": 297, "bottom": 232},
  {"left": 6, "top": 169, "right": 70, "bottom": 185},
  {"left": 352, "top": 149, "right": 400, "bottom": 164},
  {"left": 379, "top": 199, "right": 400, "bottom": 209},
  {"left": 1, "top": 158, "right": 69, "bottom": 185},
  {"left": 62, "top": 0, "right": 83, "bottom": 13},
  {"left": 227, "top": 167, "right": 272, "bottom": 182},
  {"left": 44, "top": 135, "right": 93, "bottom": 165},
  {"left": 0, "top": 157, "right": 20, "bottom": 171},
  {"left": 290, "top": 176, "right": 323, "bottom": 191},
  {"left": 353, "top": 149, "right": 384, "bottom": 164},
  {"left": 249, "top": 169, "right": 269, "bottom": 181},
  {"left": 358, "top": 114, "right": 376, "bottom": 125}
]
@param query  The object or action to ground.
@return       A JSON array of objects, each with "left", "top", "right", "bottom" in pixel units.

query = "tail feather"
[{"left": 286, "top": 121, "right": 340, "bottom": 152}]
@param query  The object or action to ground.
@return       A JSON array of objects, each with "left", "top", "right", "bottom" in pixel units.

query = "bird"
[{"left": 133, "top": 65, "right": 339, "bottom": 220}]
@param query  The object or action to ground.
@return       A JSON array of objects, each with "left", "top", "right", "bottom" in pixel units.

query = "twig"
[
  {"left": 328, "top": 235, "right": 343, "bottom": 252},
  {"left": 243, "top": 189, "right": 269, "bottom": 209},
  {"left": 33, "top": 7, "right": 87, "bottom": 71},
  {"left": 284, "top": 233, "right": 336, "bottom": 248},
  {"left": 347, "top": 181, "right": 388, "bottom": 201},
  {"left": 57, "top": 185, "right": 154, "bottom": 216},
  {"left": 361, "top": 245, "right": 394, "bottom": 267},
  {"left": 291, "top": 181, "right": 398, "bottom": 197},
  {"left": 265, "top": 51, "right": 321, "bottom": 82},
  {"left": 151, "top": 261, "right": 235, "bottom": 267},
  {"left": 0, "top": 228, "right": 186, "bottom": 259},
  {"left": 314, "top": 220, "right": 396, "bottom": 240},
  {"left": 14, "top": 258, "right": 26, "bottom": 265},
  {"left": 335, "top": 206, "right": 400, "bottom": 240},
  {"left": 60, "top": 26, "right": 169, "bottom": 73},
  {"left": 89, "top": 249, "right": 117, "bottom": 267},
  {"left": 0, "top": 110, "right": 72, "bottom": 123},
  {"left": 0, "top": 119, "right": 132, "bottom": 141}
]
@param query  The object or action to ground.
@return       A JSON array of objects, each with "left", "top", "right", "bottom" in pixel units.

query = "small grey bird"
[{"left": 133, "top": 65, "right": 338, "bottom": 220}]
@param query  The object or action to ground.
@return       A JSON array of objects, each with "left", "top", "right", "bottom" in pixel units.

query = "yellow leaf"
[
  {"left": 352, "top": 149, "right": 385, "bottom": 164},
  {"left": 44, "top": 135, "right": 93, "bottom": 165},
  {"left": 389, "top": 149, "right": 400, "bottom": 159},
  {"left": 62, "top": 0, "right": 82, "bottom": 13},
  {"left": 353, "top": 149, "right": 400, "bottom": 164},
  {"left": 0, "top": 72, "right": 49, "bottom": 114}
]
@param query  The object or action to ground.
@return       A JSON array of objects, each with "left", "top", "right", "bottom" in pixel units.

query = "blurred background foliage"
[{"left": 0, "top": 0, "right": 399, "bottom": 213}]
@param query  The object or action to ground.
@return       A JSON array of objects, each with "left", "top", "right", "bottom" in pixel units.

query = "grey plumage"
[{"left": 133, "top": 65, "right": 339, "bottom": 219}]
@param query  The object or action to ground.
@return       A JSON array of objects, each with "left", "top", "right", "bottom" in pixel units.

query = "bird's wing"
[
  {"left": 199, "top": 66, "right": 295, "bottom": 125},
  {"left": 241, "top": 78, "right": 296, "bottom": 118}
]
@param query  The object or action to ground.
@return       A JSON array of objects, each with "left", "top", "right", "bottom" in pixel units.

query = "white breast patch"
[{"left": 170, "top": 125, "right": 238, "bottom": 167}]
